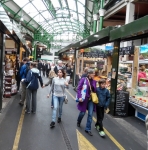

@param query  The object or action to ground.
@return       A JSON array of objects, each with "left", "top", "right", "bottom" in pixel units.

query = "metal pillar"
[
  {"left": 93, "top": 20, "right": 97, "bottom": 33},
  {"left": 109, "top": 40, "right": 120, "bottom": 115},
  {"left": 34, "top": 44, "right": 37, "bottom": 61},
  {"left": 72, "top": 49, "right": 77, "bottom": 87},
  {"left": 99, "top": 0, "right": 105, "bottom": 31},
  {"left": 0, "top": 33, "right": 5, "bottom": 112}
]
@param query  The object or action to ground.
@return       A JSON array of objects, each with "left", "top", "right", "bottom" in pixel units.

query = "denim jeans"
[
  {"left": 52, "top": 95, "right": 64, "bottom": 122},
  {"left": 77, "top": 100, "right": 94, "bottom": 131}
]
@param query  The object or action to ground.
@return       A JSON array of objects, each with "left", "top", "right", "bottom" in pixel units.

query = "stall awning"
[
  {"left": 58, "top": 44, "right": 73, "bottom": 54},
  {"left": 110, "top": 15, "right": 148, "bottom": 41},
  {"left": 72, "top": 26, "right": 113, "bottom": 50},
  {"left": 0, "top": 4, "right": 12, "bottom": 34}
]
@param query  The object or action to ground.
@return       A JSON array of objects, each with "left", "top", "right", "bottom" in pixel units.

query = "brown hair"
[
  {"left": 30, "top": 62, "right": 37, "bottom": 68},
  {"left": 58, "top": 69, "right": 66, "bottom": 78},
  {"left": 99, "top": 79, "right": 106, "bottom": 85},
  {"left": 140, "top": 65, "right": 145, "bottom": 72}
]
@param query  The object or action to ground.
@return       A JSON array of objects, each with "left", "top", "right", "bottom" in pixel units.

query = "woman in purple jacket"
[{"left": 77, "top": 69, "right": 96, "bottom": 136}]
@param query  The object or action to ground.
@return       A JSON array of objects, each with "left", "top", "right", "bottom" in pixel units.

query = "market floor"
[{"left": 0, "top": 77, "right": 146, "bottom": 150}]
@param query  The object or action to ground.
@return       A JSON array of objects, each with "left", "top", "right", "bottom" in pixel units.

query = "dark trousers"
[
  {"left": 46, "top": 69, "right": 50, "bottom": 77},
  {"left": 43, "top": 70, "right": 46, "bottom": 77},
  {"left": 95, "top": 106, "right": 104, "bottom": 131},
  {"left": 26, "top": 88, "right": 37, "bottom": 112}
]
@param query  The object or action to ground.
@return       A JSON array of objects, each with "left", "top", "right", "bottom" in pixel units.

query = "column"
[
  {"left": 110, "top": 40, "right": 120, "bottom": 115},
  {"left": 124, "top": 2, "right": 135, "bottom": 47},
  {"left": 99, "top": 0, "right": 105, "bottom": 31},
  {"left": 72, "top": 49, "right": 77, "bottom": 87},
  {"left": 0, "top": 33, "right": 5, "bottom": 112},
  {"left": 93, "top": 14, "right": 98, "bottom": 33}
]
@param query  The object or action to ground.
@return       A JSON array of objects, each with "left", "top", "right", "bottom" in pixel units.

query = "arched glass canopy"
[{"left": 1, "top": 0, "right": 96, "bottom": 46}]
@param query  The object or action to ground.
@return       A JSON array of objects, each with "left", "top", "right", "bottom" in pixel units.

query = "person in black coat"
[
  {"left": 42, "top": 61, "right": 46, "bottom": 77},
  {"left": 45, "top": 62, "right": 51, "bottom": 77},
  {"left": 37, "top": 60, "right": 42, "bottom": 76}
]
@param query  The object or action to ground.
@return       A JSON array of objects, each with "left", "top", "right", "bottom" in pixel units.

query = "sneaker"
[
  {"left": 51, "top": 105, "right": 54, "bottom": 108},
  {"left": 25, "top": 111, "right": 30, "bottom": 114},
  {"left": 50, "top": 122, "right": 55, "bottom": 128},
  {"left": 57, "top": 118, "right": 61, "bottom": 123},
  {"left": 32, "top": 112, "right": 36, "bottom": 114},
  {"left": 19, "top": 101, "right": 24, "bottom": 106},
  {"left": 95, "top": 125, "right": 100, "bottom": 131},
  {"left": 99, "top": 131, "right": 105, "bottom": 137},
  {"left": 85, "top": 130, "right": 93, "bottom": 136}
]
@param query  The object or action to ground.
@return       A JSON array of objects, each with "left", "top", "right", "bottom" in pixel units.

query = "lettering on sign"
[
  {"left": 119, "top": 46, "right": 134, "bottom": 55},
  {"left": 80, "top": 39, "right": 88, "bottom": 45},
  {"left": 115, "top": 90, "right": 129, "bottom": 117}
]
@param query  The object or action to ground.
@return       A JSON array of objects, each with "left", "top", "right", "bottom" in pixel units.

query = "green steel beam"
[
  {"left": 75, "top": 0, "right": 80, "bottom": 32},
  {"left": 43, "top": 0, "right": 56, "bottom": 17},
  {"left": 39, "top": 23, "right": 85, "bottom": 32},
  {"left": 58, "top": 0, "right": 62, "bottom": 8},
  {"left": 64, "top": 0, "right": 74, "bottom": 32},
  {"left": 99, "top": 0, "right": 104, "bottom": 31}
]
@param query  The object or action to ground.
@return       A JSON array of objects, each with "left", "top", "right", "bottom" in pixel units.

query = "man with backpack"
[
  {"left": 22, "top": 62, "right": 43, "bottom": 113},
  {"left": 19, "top": 58, "right": 30, "bottom": 106}
]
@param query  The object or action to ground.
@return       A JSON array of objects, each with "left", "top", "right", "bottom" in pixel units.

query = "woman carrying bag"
[
  {"left": 76, "top": 69, "right": 96, "bottom": 136},
  {"left": 47, "top": 69, "right": 68, "bottom": 128}
]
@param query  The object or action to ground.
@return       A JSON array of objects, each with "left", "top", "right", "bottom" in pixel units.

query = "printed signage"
[
  {"left": 115, "top": 91, "right": 129, "bottom": 117},
  {"left": 119, "top": 46, "right": 134, "bottom": 55}
]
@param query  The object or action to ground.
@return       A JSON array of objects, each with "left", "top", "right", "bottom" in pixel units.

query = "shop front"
[{"left": 110, "top": 15, "right": 148, "bottom": 120}]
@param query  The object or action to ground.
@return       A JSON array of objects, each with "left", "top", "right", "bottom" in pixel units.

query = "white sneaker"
[{"left": 99, "top": 131, "right": 105, "bottom": 137}]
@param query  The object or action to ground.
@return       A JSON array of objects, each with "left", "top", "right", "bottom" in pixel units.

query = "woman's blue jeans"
[
  {"left": 77, "top": 100, "right": 94, "bottom": 131},
  {"left": 52, "top": 95, "right": 64, "bottom": 122}
]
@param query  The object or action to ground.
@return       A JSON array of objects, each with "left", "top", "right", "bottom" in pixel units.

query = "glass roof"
[{"left": 12, "top": 0, "right": 87, "bottom": 37}]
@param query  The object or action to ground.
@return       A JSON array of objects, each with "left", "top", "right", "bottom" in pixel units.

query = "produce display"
[{"left": 130, "top": 78, "right": 148, "bottom": 108}]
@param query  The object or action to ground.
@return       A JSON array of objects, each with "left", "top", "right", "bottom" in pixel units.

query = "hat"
[{"left": 87, "top": 69, "right": 95, "bottom": 74}]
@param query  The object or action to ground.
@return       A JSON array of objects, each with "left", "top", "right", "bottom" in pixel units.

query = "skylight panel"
[
  {"left": 50, "top": 0, "right": 60, "bottom": 8},
  {"left": 13, "top": 0, "right": 29, "bottom": 7}
]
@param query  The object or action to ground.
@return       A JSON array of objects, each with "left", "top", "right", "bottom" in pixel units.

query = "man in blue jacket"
[
  {"left": 23, "top": 62, "right": 43, "bottom": 113},
  {"left": 19, "top": 58, "right": 30, "bottom": 106}
]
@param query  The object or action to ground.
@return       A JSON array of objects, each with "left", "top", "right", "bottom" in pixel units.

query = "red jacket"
[{"left": 138, "top": 72, "right": 146, "bottom": 81}]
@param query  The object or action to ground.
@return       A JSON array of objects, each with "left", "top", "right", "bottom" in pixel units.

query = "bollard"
[{"left": 145, "top": 114, "right": 148, "bottom": 150}]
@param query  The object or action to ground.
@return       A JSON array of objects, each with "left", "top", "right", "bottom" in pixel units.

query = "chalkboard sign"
[
  {"left": 115, "top": 91, "right": 129, "bottom": 117},
  {"left": 119, "top": 46, "right": 134, "bottom": 56}
]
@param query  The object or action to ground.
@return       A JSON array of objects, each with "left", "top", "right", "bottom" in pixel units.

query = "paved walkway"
[{"left": 0, "top": 77, "right": 146, "bottom": 150}]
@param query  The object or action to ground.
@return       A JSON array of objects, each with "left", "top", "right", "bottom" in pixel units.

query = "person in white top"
[{"left": 47, "top": 69, "right": 68, "bottom": 128}]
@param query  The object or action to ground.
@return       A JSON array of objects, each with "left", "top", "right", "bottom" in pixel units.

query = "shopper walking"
[
  {"left": 46, "top": 62, "right": 51, "bottom": 77},
  {"left": 23, "top": 62, "right": 43, "bottom": 114},
  {"left": 42, "top": 61, "right": 46, "bottom": 77},
  {"left": 43, "top": 70, "right": 57, "bottom": 108},
  {"left": 77, "top": 69, "right": 96, "bottom": 136},
  {"left": 19, "top": 58, "right": 30, "bottom": 106},
  {"left": 47, "top": 69, "right": 68, "bottom": 128},
  {"left": 95, "top": 79, "right": 110, "bottom": 137},
  {"left": 38, "top": 60, "right": 42, "bottom": 76},
  {"left": 54, "top": 60, "right": 64, "bottom": 74},
  {"left": 81, "top": 67, "right": 89, "bottom": 78}
]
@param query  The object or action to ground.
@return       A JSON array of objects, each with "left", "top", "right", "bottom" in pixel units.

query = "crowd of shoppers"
[{"left": 16, "top": 58, "right": 110, "bottom": 138}]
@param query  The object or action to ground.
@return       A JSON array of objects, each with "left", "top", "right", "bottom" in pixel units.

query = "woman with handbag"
[
  {"left": 43, "top": 70, "right": 57, "bottom": 108},
  {"left": 47, "top": 69, "right": 68, "bottom": 128},
  {"left": 77, "top": 69, "right": 97, "bottom": 136}
]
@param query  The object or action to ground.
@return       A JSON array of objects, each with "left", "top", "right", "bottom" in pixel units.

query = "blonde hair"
[{"left": 49, "top": 70, "right": 57, "bottom": 78}]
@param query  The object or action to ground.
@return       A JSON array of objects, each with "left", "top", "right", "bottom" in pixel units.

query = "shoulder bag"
[{"left": 86, "top": 78, "right": 99, "bottom": 104}]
